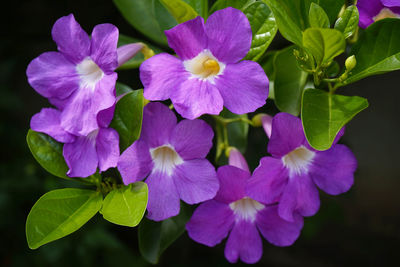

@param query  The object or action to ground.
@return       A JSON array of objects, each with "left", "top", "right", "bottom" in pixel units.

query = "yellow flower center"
[{"left": 183, "top": 50, "right": 225, "bottom": 81}]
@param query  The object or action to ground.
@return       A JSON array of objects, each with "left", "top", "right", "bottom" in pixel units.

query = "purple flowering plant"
[{"left": 24, "top": 0, "right": 400, "bottom": 264}]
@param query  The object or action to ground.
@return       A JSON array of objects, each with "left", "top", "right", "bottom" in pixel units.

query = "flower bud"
[
  {"left": 345, "top": 55, "right": 357, "bottom": 71},
  {"left": 252, "top": 113, "right": 267, "bottom": 127}
]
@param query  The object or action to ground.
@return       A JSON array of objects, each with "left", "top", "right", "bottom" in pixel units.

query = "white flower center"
[
  {"left": 282, "top": 145, "right": 315, "bottom": 176},
  {"left": 374, "top": 8, "right": 400, "bottom": 22},
  {"left": 229, "top": 197, "right": 265, "bottom": 222},
  {"left": 183, "top": 49, "right": 225, "bottom": 83},
  {"left": 76, "top": 57, "right": 104, "bottom": 90},
  {"left": 150, "top": 144, "right": 184, "bottom": 176}
]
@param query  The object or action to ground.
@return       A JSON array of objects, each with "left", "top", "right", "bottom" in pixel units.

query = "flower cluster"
[
  {"left": 27, "top": 7, "right": 358, "bottom": 265},
  {"left": 358, "top": 0, "right": 400, "bottom": 28}
]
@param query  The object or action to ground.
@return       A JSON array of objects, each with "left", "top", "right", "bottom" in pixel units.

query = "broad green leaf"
[
  {"left": 312, "top": 0, "right": 344, "bottom": 24},
  {"left": 301, "top": 88, "right": 368, "bottom": 150},
  {"left": 117, "top": 35, "right": 163, "bottom": 70},
  {"left": 344, "top": 19, "right": 400, "bottom": 84},
  {"left": 27, "top": 130, "right": 69, "bottom": 179},
  {"left": 182, "top": 0, "right": 208, "bottom": 18},
  {"left": 243, "top": 1, "right": 278, "bottom": 61},
  {"left": 260, "top": 51, "right": 278, "bottom": 99},
  {"left": 334, "top": 5, "right": 359, "bottom": 39},
  {"left": 210, "top": 0, "right": 255, "bottom": 13},
  {"left": 101, "top": 182, "right": 148, "bottom": 227},
  {"left": 115, "top": 82, "right": 133, "bottom": 97},
  {"left": 138, "top": 204, "right": 191, "bottom": 264},
  {"left": 113, "top": 0, "right": 177, "bottom": 46},
  {"left": 26, "top": 188, "right": 103, "bottom": 249},
  {"left": 303, "top": 28, "right": 345, "bottom": 66},
  {"left": 160, "top": 0, "right": 198, "bottom": 23},
  {"left": 274, "top": 46, "right": 308, "bottom": 116},
  {"left": 309, "top": 3, "right": 330, "bottom": 28},
  {"left": 110, "top": 90, "right": 144, "bottom": 152}
]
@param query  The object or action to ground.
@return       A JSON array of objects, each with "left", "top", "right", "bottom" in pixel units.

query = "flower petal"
[
  {"left": 268, "top": 113, "right": 307, "bottom": 158},
  {"left": 224, "top": 220, "right": 263, "bottom": 264},
  {"left": 118, "top": 140, "right": 153, "bottom": 185},
  {"left": 140, "top": 102, "right": 177, "bottom": 148},
  {"left": 256, "top": 205, "right": 303, "bottom": 247},
  {"left": 117, "top": 43, "right": 143, "bottom": 67},
  {"left": 205, "top": 7, "right": 252, "bottom": 64},
  {"left": 145, "top": 171, "right": 180, "bottom": 221},
  {"left": 278, "top": 173, "right": 320, "bottom": 222},
  {"left": 60, "top": 73, "right": 117, "bottom": 136},
  {"left": 97, "top": 105, "right": 116, "bottom": 128},
  {"left": 26, "top": 52, "right": 79, "bottom": 99},
  {"left": 214, "top": 165, "right": 249, "bottom": 204},
  {"left": 246, "top": 157, "right": 288, "bottom": 204},
  {"left": 30, "top": 108, "right": 76, "bottom": 143},
  {"left": 215, "top": 60, "right": 268, "bottom": 114},
  {"left": 228, "top": 148, "right": 249, "bottom": 172},
  {"left": 51, "top": 14, "right": 90, "bottom": 64},
  {"left": 381, "top": 0, "right": 400, "bottom": 7},
  {"left": 186, "top": 200, "right": 235, "bottom": 246},
  {"left": 170, "top": 78, "right": 224, "bottom": 119},
  {"left": 357, "top": 0, "right": 383, "bottom": 28},
  {"left": 165, "top": 16, "right": 207, "bottom": 60},
  {"left": 310, "top": 144, "right": 357, "bottom": 195},
  {"left": 141, "top": 53, "right": 188, "bottom": 101},
  {"left": 96, "top": 128, "right": 119, "bottom": 172},
  {"left": 173, "top": 159, "right": 219, "bottom": 204},
  {"left": 90, "top": 23, "right": 119, "bottom": 73},
  {"left": 170, "top": 119, "right": 214, "bottom": 160},
  {"left": 63, "top": 134, "right": 98, "bottom": 178}
]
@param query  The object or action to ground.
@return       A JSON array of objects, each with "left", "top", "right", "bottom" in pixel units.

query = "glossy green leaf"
[
  {"left": 243, "top": 1, "right": 277, "bottom": 61},
  {"left": 210, "top": 0, "right": 255, "bottom": 13},
  {"left": 309, "top": 3, "right": 330, "bottom": 28},
  {"left": 27, "top": 130, "right": 69, "bottom": 179},
  {"left": 160, "top": 0, "right": 198, "bottom": 23},
  {"left": 115, "top": 82, "right": 133, "bottom": 97},
  {"left": 313, "top": 0, "right": 344, "bottom": 24},
  {"left": 303, "top": 28, "right": 345, "bottom": 66},
  {"left": 117, "top": 35, "right": 163, "bottom": 70},
  {"left": 334, "top": 5, "right": 359, "bottom": 39},
  {"left": 138, "top": 204, "right": 191, "bottom": 264},
  {"left": 110, "top": 90, "right": 144, "bottom": 151},
  {"left": 274, "top": 46, "right": 308, "bottom": 116},
  {"left": 113, "top": 0, "right": 177, "bottom": 46},
  {"left": 182, "top": 0, "right": 208, "bottom": 18},
  {"left": 101, "top": 182, "right": 148, "bottom": 227},
  {"left": 26, "top": 188, "right": 103, "bottom": 249},
  {"left": 301, "top": 88, "right": 368, "bottom": 150},
  {"left": 344, "top": 19, "right": 400, "bottom": 84}
]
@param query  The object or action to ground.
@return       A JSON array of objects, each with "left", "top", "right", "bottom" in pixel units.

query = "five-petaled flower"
[
  {"left": 27, "top": 14, "right": 142, "bottom": 136},
  {"left": 117, "top": 102, "right": 219, "bottom": 221},
  {"left": 186, "top": 148, "right": 303, "bottom": 264},
  {"left": 140, "top": 7, "right": 269, "bottom": 119},
  {"left": 357, "top": 0, "right": 400, "bottom": 28},
  {"left": 30, "top": 106, "right": 120, "bottom": 178},
  {"left": 246, "top": 113, "right": 357, "bottom": 222}
]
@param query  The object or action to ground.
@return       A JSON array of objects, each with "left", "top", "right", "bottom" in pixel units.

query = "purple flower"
[
  {"left": 186, "top": 148, "right": 303, "bottom": 264},
  {"left": 30, "top": 106, "right": 119, "bottom": 178},
  {"left": 27, "top": 14, "right": 141, "bottom": 136},
  {"left": 246, "top": 113, "right": 357, "bottom": 222},
  {"left": 117, "top": 102, "right": 219, "bottom": 221},
  {"left": 357, "top": 0, "right": 400, "bottom": 28},
  {"left": 140, "top": 7, "right": 269, "bottom": 119}
]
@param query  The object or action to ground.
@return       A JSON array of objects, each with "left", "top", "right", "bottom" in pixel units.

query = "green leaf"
[
  {"left": 27, "top": 130, "right": 69, "bottom": 180},
  {"left": 210, "top": 0, "right": 255, "bottom": 13},
  {"left": 301, "top": 88, "right": 368, "bottom": 150},
  {"left": 303, "top": 28, "right": 345, "bottom": 66},
  {"left": 313, "top": 0, "right": 344, "bottom": 24},
  {"left": 243, "top": 1, "right": 278, "bottom": 61},
  {"left": 160, "top": 0, "right": 198, "bottom": 23},
  {"left": 344, "top": 19, "right": 400, "bottom": 84},
  {"left": 309, "top": 3, "right": 330, "bottom": 28},
  {"left": 274, "top": 46, "right": 308, "bottom": 116},
  {"left": 113, "top": 0, "right": 177, "bottom": 46},
  {"left": 334, "top": 5, "right": 359, "bottom": 39},
  {"left": 138, "top": 204, "right": 191, "bottom": 264},
  {"left": 110, "top": 90, "right": 144, "bottom": 152},
  {"left": 26, "top": 188, "right": 103, "bottom": 249},
  {"left": 182, "top": 0, "right": 208, "bottom": 18},
  {"left": 260, "top": 51, "right": 278, "bottom": 99},
  {"left": 115, "top": 82, "right": 133, "bottom": 97},
  {"left": 101, "top": 182, "right": 148, "bottom": 227},
  {"left": 117, "top": 35, "right": 163, "bottom": 70}
]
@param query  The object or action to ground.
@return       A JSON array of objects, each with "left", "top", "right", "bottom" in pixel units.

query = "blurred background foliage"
[{"left": 1, "top": 0, "right": 400, "bottom": 266}]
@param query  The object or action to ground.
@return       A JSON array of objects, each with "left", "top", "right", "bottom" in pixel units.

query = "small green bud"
[
  {"left": 345, "top": 55, "right": 357, "bottom": 71},
  {"left": 252, "top": 113, "right": 267, "bottom": 127}
]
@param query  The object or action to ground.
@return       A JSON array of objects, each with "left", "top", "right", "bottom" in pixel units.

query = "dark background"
[{"left": 1, "top": 0, "right": 399, "bottom": 266}]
